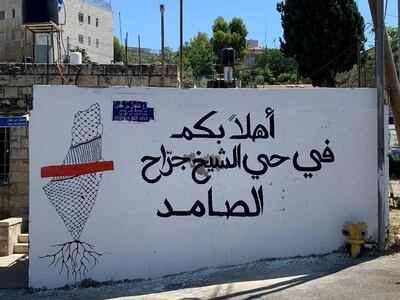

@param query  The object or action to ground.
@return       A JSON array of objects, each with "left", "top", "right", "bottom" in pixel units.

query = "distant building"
[
  {"left": 60, "top": 0, "right": 113, "bottom": 63},
  {"left": 246, "top": 39, "right": 264, "bottom": 66},
  {"left": 0, "top": 0, "right": 113, "bottom": 63}
]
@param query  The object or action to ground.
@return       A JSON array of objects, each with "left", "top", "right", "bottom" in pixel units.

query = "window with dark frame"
[
  {"left": 88, "top": 36, "right": 91, "bottom": 46},
  {"left": 88, "top": 16, "right": 91, "bottom": 24},
  {"left": 96, "top": 38, "right": 99, "bottom": 48},
  {"left": 78, "top": 13, "right": 84, "bottom": 23},
  {"left": 78, "top": 34, "right": 84, "bottom": 44},
  {"left": 12, "top": 9, "right": 15, "bottom": 18},
  {"left": 0, "top": 11, "right": 5, "bottom": 20},
  {"left": 96, "top": 18, "right": 99, "bottom": 27},
  {"left": 0, "top": 128, "right": 10, "bottom": 185}
]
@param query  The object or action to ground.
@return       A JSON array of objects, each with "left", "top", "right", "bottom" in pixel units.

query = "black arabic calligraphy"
[
  {"left": 170, "top": 108, "right": 275, "bottom": 142},
  {"left": 157, "top": 186, "right": 264, "bottom": 219},
  {"left": 141, "top": 140, "right": 335, "bottom": 184}
]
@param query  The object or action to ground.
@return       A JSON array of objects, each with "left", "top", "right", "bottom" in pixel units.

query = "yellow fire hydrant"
[{"left": 341, "top": 222, "right": 368, "bottom": 258}]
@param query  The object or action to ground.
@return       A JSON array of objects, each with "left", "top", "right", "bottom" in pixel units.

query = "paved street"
[{"left": 0, "top": 253, "right": 399, "bottom": 299}]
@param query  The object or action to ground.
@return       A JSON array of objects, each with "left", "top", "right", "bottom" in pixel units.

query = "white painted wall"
[{"left": 29, "top": 86, "right": 383, "bottom": 288}]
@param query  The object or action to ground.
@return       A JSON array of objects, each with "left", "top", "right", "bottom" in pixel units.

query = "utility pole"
[
  {"left": 375, "top": 0, "right": 386, "bottom": 253},
  {"left": 180, "top": 0, "right": 183, "bottom": 87},
  {"left": 160, "top": 4, "right": 165, "bottom": 87},
  {"left": 357, "top": 38, "right": 362, "bottom": 87},
  {"left": 125, "top": 32, "right": 128, "bottom": 65},
  {"left": 138, "top": 34, "right": 142, "bottom": 86},
  {"left": 119, "top": 12, "right": 123, "bottom": 43}
]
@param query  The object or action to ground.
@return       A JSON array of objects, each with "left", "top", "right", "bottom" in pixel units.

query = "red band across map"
[{"left": 41, "top": 161, "right": 115, "bottom": 178}]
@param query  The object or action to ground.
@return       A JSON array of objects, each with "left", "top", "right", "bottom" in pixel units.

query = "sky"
[{"left": 110, "top": 0, "right": 398, "bottom": 50}]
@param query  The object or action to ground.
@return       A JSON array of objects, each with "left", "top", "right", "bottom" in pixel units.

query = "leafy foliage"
[
  {"left": 113, "top": 36, "right": 125, "bottom": 63},
  {"left": 237, "top": 48, "right": 300, "bottom": 87},
  {"left": 277, "top": 0, "right": 365, "bottom": 87},
  {"left": 388, "top": 27, "right": 399, "bottom": 65},
  {"left": 211, "top": 17, "right": 248, "bottom": 62},
  {"left": 185, "top": 32, "right": 214, "bottom": 80}
]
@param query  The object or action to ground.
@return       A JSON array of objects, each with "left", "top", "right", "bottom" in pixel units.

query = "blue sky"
[{"left": 110, "top": 0, "right": 398, "bottom": 50}]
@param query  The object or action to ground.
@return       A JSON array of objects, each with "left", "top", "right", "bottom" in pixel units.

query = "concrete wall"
[
  {"left": 0, "top": 63, "right": 178, "bottom": 230},
  {"left": 29, "top": 86, "right": 383, "bottom": 288}
]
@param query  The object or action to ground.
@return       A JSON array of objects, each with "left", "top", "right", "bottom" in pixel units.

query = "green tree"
[
  {"left": 256, "top": 48, "right": 298, "bottom": 80},
  {"left": 113, "top": 36, "right": 125, "bottom": 62},
  {"left": 277, "top": 0, "right": 365, "bottom": 87},
  {"left": 211, "top": 16, "right": 248, "bottom": 62},
  {"left": 185, "top": 32, "right": 214, "bottom": 80}
]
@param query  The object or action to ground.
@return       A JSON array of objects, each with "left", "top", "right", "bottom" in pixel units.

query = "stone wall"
[{"left": 0, "top": 63, "right": 178, "bottom": 231}]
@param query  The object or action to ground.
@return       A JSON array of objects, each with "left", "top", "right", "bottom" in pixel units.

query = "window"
[
  {"left": 12, "top": 9, "right": 15, "bottom": 18},
  {"left": 88, "top": 16, "right": 91, "bottom": 24},
  {"left": 96, "top": 39, "right": 99, "bottom": 48},
  {"left": 0, "top": 11, "right": 5, "bottom": 20},
  {"left": 78, "top": 34, "right": 84, "bottom": 44},
  {"left": 95, "top": 18, "right": 99, "bottom": 27},
  {"left": 0, "top": 128, "right": 10, "bottom": 185},
  {"left": 88, "top": 36, "right": 91, "bottom": 46},
  {"left": 78, "top": 13, "right": 84, "bottom": 23},
  {"left": 0, "top": 33, "right": 5, "bottom": 43}
]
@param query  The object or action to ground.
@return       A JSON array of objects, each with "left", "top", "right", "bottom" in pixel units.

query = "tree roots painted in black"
[{"left": 40, "top": 240, "right": 103, "bottom": 282}]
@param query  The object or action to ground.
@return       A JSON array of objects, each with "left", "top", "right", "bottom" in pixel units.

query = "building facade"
[
  {"left": 0, "top": 0, "right": 25, "bottom": 63},
  {"left": 0, "top": 0, "right": 113, "bottom": 64},
  {"left": 246, "top": 39, "right": 263, "bottom": 66},
  {"left": 60, "top": 0, "right": 113, "bottom": 63}
]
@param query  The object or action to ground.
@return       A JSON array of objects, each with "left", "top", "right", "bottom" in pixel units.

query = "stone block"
[
  {"left": 47, "top": 75, "right": 63, "bottom": 85},
  {"left": 0, "top": 217, "right": 22, "bottom": 256},
  {"left": 10, "top": 195, "right": 28, "bottom": 209},
  {"left": 32, "top": 64, "right": 47, "bottom": 75},
  {"left": 128, "top": 65, "right": 141, "bottom": 76},
  {"left": 10, "top": 148, "right": 28, "bottom": 160},
  {"left": 0, "top": 85, "right": 5, "bottom": 97},
  {"left": 89, "top": 64, "right": 106, "bottom": 75},
  {"left": 4, "top": 87, "right": 19, "bottom": 98},
  {"left": 165, "top": 77, "right": 179, "bottom": 87},
  {"left": 0, "top": 75, "right": 12, "bottom": 86},
  {"left": 98, "top": 75, "right": 120, "bottom": 87},
  {"left": 167, "top": 64, "right": 178, "bottom": 76},
  {"left": 15, "top": 184, "right": 29, "bottom": 195},
  {"left": 128, "top": 76, "right": 146, "bottom": 87},
  {"left": 11, "top": 75, "right": 36, "bottom": 87},
  {"left": 106, "top": 64, "right": 127, "bottom": 75},
  {"left": 149, "top": 76, "right": 162, "bottom": 87},
  {"left": 50, "top": 64, "right": 68, "bottom": 75},
  {"left": 67, "top": 64, "right": 89, "bottom": 75},
  {"left": 78, "top": 75, "right": 99, "bottom": 87},
  {"left": 10, "top": 160, "right": 29, "bottom": 173},
  {"left": 149, "top": 65, "right": 162, "bottom": 76},
  {"left": 18, "top": 87, "right": 33, "bottom": 98},
  {"left": 10, "top": 171, "right": 29, "bottom": 184}
]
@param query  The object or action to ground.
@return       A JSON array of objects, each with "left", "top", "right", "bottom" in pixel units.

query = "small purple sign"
[{"left": 113, "top": 101, "right": 155, "bottom": 122}]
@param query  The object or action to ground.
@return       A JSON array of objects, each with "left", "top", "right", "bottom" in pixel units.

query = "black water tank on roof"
[
  {"left": 221, "top": 48, "right": 236, "bottom": 65},
  {"left": 22, "top": 0, "right": 59, "bottom": 25}
]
